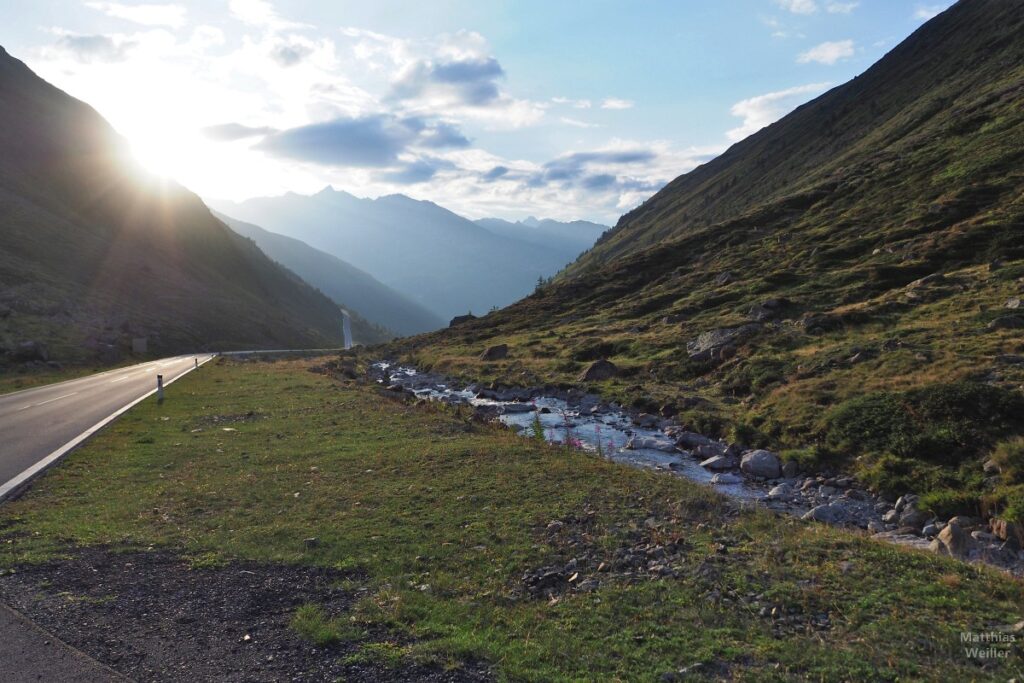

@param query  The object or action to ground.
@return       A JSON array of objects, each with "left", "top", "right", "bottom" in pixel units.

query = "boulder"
[
  {"left": 1006, "top": 297, "right": 1022, "bottom": 309},
  {"left": 693, "top": 442, "right": 727, "bottom": 459},
  {"left": 987, "top": 315, "right": 1024, "bottom": 331},
  {"left": 449, "top": 314, "right": 477, "bottom": 327},
  {"left": 781, "top": 460, "right": 800, "bottom": 478},
  {"left": 767, "top": 483, "right": 792, "bottom": 499},
  {"left": 899, "top": 508, "right": 931, "bottom": 529},
  {"left": 11, "top": 340, "right": 48, "bottom": 362},
  {"left": 990, "top": 519, "right": 1024, "bottom": 547},
  {"left": 686, "top": 324, "right": 761, "bottom": 362},
  {"left": 479, "top": 344, "right": 509, "bottom": 361},
  {"left": 747, "top": 298, "right": 790, "bottom": 322},
  {"left": 577, "top": 359, "right": 618, "bottom": 382},
  {"left": 676, "top": 431, "right": 716, "bottom": 450},
  {"left": 740, "top": 449, "right": 781, "bottom": 479},
  {"left": 700, "top": 455, "right": 738, "bottom": 470},
  {"left": 711, "top": 473, "right": 743, "bottom": 485},
  {"left": 802, "top": 501, "right": 850, "bottom": 524},
  {"left": 929, "top": 523, "right": 972, "bottom": 558},
  {"left": 625, "top": 435, "right": 678, "bottom": 452}
]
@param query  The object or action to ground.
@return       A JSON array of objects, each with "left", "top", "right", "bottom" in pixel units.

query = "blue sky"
[{"left": 0, "top": 0, "right": 955, "bottom": 222}]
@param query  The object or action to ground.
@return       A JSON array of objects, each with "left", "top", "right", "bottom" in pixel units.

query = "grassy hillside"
[
  {"left": 0, "top": 46, "right": 345, "bottom": 363},
  {"left": 385, "top": 0, "right": 1024, "bottom": 519},
  {"left": 216, "top": 211, "right": 441, "bottom": 338},
  {"left": 2, "top": 357, "right": 1021, "bottom": 680}
]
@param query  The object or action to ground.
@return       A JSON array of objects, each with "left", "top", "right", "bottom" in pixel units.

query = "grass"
[
  {"left": 0, "top": 360, "right": 136, "bottom": 396},
  {"left": 1, "top": 356, "right": 1022, "bottom": 681}
]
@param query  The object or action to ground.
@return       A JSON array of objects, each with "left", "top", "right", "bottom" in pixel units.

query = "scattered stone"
[
  {"left": 577, "top": 359, "right": 618, "bottom": 382},
  {"left": 686, "top": 324, "right": 761, "bottom": 362},
  {"left": 767, "top": 484, "right": 792, "bottom": 499},
  {"left": 948, "top": 515, "right": 978, "bottom": 529},
  {"left": 930, "top": 523, "right": 972, "bottom": 558},
  {"left": 625, "top": 435, "right": 677, "bottom": 452},
  {"left": 991, "top": 519, "right": 1024, "bottom": 546},
  {"left": 676, "top": 432, "right": 716, "bottom": 450},
  {"left": 1006, "top": 297, "right": 1022, "bottom": 309},
  {"left": 921, "top": 524, "right": 938, "bottom": 537},
  {"left": 740, "top": 450, "right": 781, "bottom": 479},
  {"left": 699, "top": 455, "right": 738, "bottom": 471},
  {"left": 479, "top": 344, "right": 509, "bottom": 361},
  {"left": 711, "top": 473, "right": 743, "bottom": 485},
  {"left": 882, "top": 509, "right": 900, "bottom": 524},
  {"left": 802, "top": 502, "right": 850, "bottom": 524},
  {"left": 899, "top": 508, "right": 930, "bottom": 529}
]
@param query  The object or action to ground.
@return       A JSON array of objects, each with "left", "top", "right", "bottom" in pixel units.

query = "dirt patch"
[{"left": 0, "top": 547, "right": 490, "bottom": 682}]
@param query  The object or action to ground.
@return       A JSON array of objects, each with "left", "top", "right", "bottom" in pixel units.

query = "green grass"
[{"left": 1, "top": 357, "right": 1022, "bottom": 681}]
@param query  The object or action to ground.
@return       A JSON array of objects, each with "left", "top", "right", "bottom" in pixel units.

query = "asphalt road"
[{"left": 0, "top": 354, "right": 214, "bottom": 500}]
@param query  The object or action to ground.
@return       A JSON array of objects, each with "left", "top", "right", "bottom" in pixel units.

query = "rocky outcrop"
[
  {"left": 577, "top": 359, "right": 618, "bottom": 382},
  {"left": 449, "top": 314, "right": 477, "bottom": 327},
  {"left": 987, "top": 315, "right": 1024, "bottom": 331},
  {"left": 479, "top": 344, "right": 509, "bottom": 361},
  {"left": 686, "top": 323, "right": 760, "bottom": 362},
  {"left": 929, "top": 522, "right": 972, "bottom": 558}
]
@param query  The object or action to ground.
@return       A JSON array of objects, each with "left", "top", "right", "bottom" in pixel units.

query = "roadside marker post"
[{"left": 156, "top": 374, "right": 164, "bottom": 403}]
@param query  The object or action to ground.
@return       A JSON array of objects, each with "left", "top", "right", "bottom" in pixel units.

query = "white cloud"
[
  {"left": 775, "top": 0, "right": 817, "bottom": 15},
  {"left": 228, "top": 0, "right": 306, "bottom": 30},
  {"left": 727, "top": 82, "right": 830, "bottom": 141},
  {"left": 600, "top": 97, "right": 634, "bottom": 110},
  {"left": 559, "top": 117, "right": 600, "bottom": 129},
  {"left": 552, "top": 96, "right": 592, "bottom": 109},
  {"left": 86, "top": 2, "right": 186, "bottom": 28},
  {"left": 913, "top": 3, "right": 953, "bottom": 21},
  {"left": 797, "top": 39, "right": 855, "bottom": 65},
  {"left": 826, "top": 2, "right": 858, "bottom": 13}
]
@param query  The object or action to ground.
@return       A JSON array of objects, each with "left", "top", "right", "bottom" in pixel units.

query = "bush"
[
  {"left": 918, "top": 488, "right": 982, "bottom": 518},
  {"left": 825, "top": 382, "right": 1024, "bottom": 466},
  {"left": 990, "top": 437, "right": 1024, "bottom": 484}
]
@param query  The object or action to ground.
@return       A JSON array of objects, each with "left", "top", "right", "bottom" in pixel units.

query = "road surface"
[{"left": 0, "top": 354, "right": 214, "bottom": 501}]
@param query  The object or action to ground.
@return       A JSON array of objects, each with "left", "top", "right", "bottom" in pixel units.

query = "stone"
[
  {"left": 921, "top": 523, "right": 938, "bottom": 537},
  {"left": 303, "top": 537, "right": 320, "bottom": 549},
  {"left": 930, "top": 523, "right": 972, "bottom": 558},
  {"left": 449, "top": 313, "right": 477, "bottom": 327},
  {"left": 899, "top": 508, "right": 930, "bottom": 529},
  {"left": 662, "top": 314, "right": 685, "bottom": 325},
  {"left": 693, "top": 442, "right": 727, "bottom": 459},
  {"left": 740, "top": 449, "right": 781, "bottom": 479},
  {"left": 711, "top": 473, "right": 743, "bottom": 485},
  {"left": 625, "top": 435, "right": 678, "bottom": 452},
  {"left": 971, "top": 530, "right": 996, "bottom": 543},
  {"left": 1006, "top": 297, "right": 1022, "bottom": 309},
  {"left": 882, "top": 509, "right": 899, "bottom": 524},
  {"left": 767, "top": 484, "right": 792, "bottom": 499},
  {"left": 715, "top": 271, "right": 735, "bottom": 285},
  {"left": 676, "top": 432, "right": 716, "bottom": 450},
  {"left": 991, "top": 519, "right": 1024, "bottom": 546},
  {"left": 479, "top": 344, "right": 509, "bottom": 361},
  {"left": 947, "top": 515, "right": 977, "bottom": 529},
  {"left": 500, "top": 403, "right": 535, "bottom": 414},
  {"left": 867, "top": 520, "right": 884, "bottom": 533},
  {"left": 987, "top": 315, "right": 1024, "bottom": 331},
  {"left": 577, "top": 359, "right": 618, "bottom": 382},
  {"left": 803, "top": 502, "right": 849, "bottom": 524},
  {"left": 699, "top": 455, "right": 737, "bottom": 471},
  {"left": 686, "top": 324, "right": 761, "bottom": 362}
]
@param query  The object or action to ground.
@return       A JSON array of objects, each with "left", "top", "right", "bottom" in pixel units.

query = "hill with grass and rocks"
[
  {"left": 0, "top": 45, "right": 367, "bottom": 364},
  {"left": 208, "top": 189, "right": 598, "bottom": 322},
  {"left": 386, "top": 0, "right": 1024, "bottom": 530}
]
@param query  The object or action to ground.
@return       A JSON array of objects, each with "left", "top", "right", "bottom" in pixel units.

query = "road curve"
[{"left": 0, "top": 354, "right": 215, "bottom": 501}]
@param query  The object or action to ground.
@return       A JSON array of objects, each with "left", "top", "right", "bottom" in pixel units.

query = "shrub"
[
  {"left": 918, "top": 488, "right": 983, "bottom": 518},
  {"left": 825, "top": 382, "right": 1024, "bottom": 466},
  {"left": 990, "top": 437, "right": 1024, "bottom": 484}
]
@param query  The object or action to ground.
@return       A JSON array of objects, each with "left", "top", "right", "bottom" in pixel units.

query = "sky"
[{"left": 0, "top": 0, "right": 956, "bottom": 223}]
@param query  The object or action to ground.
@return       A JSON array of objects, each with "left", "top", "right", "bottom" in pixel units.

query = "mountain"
[
  {"left": 474, "top": 216, "right": 607, "bottom": 262},
  {"left": 207, "top": 190, "right": 577, "bottom": 321},
  {"left": 215, "top": 211, "right": 443, "bottom": 336},
  {"left": 392, "top": 0, "right": 1024, "bottom": 515},
  {"left": 0, "top": 45, "right": 349, "bottom": 362}
]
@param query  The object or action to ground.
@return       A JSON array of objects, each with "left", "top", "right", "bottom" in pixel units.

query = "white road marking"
[
  {"left": 35, "top": 392, "right": 78, "bottom": 406},
  {"left": 109, "top": 375, "right": 132, "bottom": 383}
]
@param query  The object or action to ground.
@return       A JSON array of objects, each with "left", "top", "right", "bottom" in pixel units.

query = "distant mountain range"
[
  {"left": 215, "top": 211, "right": 442, "bottom": 336},
  {"left": 0, "top": 45, "right": 384, "bottom": 363},
  {"left": 209, "top": 190, "right": 607, "bottom": 322}
]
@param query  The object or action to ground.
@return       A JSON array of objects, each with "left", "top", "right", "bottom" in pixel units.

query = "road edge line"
[{"left": 0, "top": 355, "right": 216, "bottom": 504}]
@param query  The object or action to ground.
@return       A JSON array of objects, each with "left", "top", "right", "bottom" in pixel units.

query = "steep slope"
[
  {"left": 215, "top": 211, "right": 442, "bottom": 336},
  {"left": 0, "top": 46, "right": 344, "bottom": 362},
  {"left": 392, "top": 0, "right": 1024, "bottom": 517},
  {"left": 208, "top": 189, "right": 572, "bottom": 321},
  {"left": 474, "top": 217, "right": 606, "bottom": 266}
]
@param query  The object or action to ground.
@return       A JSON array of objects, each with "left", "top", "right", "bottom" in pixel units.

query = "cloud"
[
  {"left": 913, "top": 3, "right": 953, "bottom": 21},
  {"left": 53, "top": 33, "right": 135, "bottom": 62},
  {"left": 229, "top": 0, "right": 305, "bottom": 30},
  {"left": 727, "top": 82, "right": 830, "bottom": 141},
  {"left": 391, "top": 56, "right": 504, "bottom": 106},
  {"left": 560, "top": 117, "right": 600, "bottom": 129},
  {"left": 269, "top": 42, "right": 314, "bottom": 67},
  {"left": 600, "top": 97, "right": 634, "bottom": 110},
  {"left": 552, "top": 97, "right": 592, "bottom": 109},
  {"left": 85, "top": 2, "right": 186, "bottom": 28},
  {"left": 201, "top": 123, "right": 277, "bottom": 141},
  {"left": 826, "top": 1, "right": 858, "bottom": 13},
  {"left": 379, "top": 157, "right": 456, "bottom": 184},
  {"left": 775, "top": 0, "right": 817, "bottom": 14},
  {"left": 254, "top": 114, "right": 470, "bottom": 166},
  {"left": 530, "top": 149, "right": 658, "bottom": 186},
  {"left": 480, "top": 166, "right": 509, "bottom": 182},
  {"left": 797, "top": 39, "right": 855, "bottom": 65}
]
